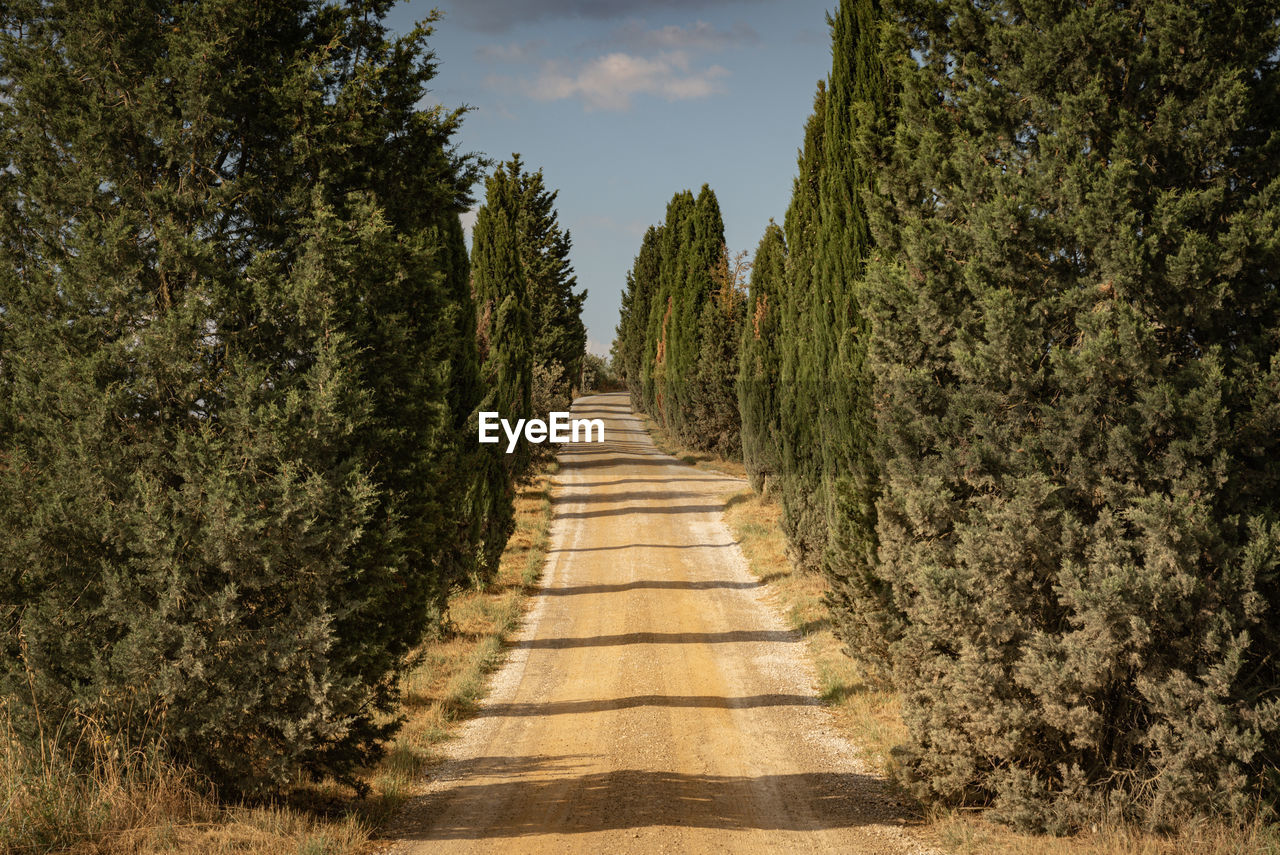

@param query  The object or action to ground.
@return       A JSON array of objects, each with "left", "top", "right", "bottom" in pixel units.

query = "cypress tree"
[
  {"left": 615, "top": 268, "right": 639, "bottom": 402},
  {"left": 814, "top": 0, "right": 899, "bottom": 670},
  {"left": 616, "top": 226, "right": 662, "bottom": 411},
  {"left": 670, "top": 186, "right": 727, "bottom": 444},
  {"left": 618, "top": 187, "right": 738, "bottom": 459},
  {"left": 869, "top": 0, "right": 1280, "bottom": 830},
  {"left": 776, "top": 82, "right": 830, "bottom": 574},
  {"left": 430, "top": 212, "right": 489, "bottom": 600},
  {"left": 0, "top": 0, "right": 480, "bottom": 794},
  {"left": 470, "top": 159, "right": 532, "bottom": 570},
  {"left": 688, "top": 242, "right": 748, "bottom": 459},
  {"left": 636, "top": 185, "right": 729, "bottom": 446},
  {"left": 739, "top": 222, "right": 787, "bottom": 492},
  {"left": 512, "top": 157, "right": 587, "bottom": 401},
  {"left": 646, "top": 190, "right": 694, "bottom": 421}
]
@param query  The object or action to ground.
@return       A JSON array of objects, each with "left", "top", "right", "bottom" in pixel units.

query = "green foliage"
[
  {"left": 646, "top": 190, "right": 696, "bottom": 422},
  {"left": 776, "top": 82, "right": 831, "bottom": 576},
  {"left": 470, "top": 159, "right": 532, "bottom": 569},
  {"left": 580, "top": 352, "right": 623, "bottom": 394},
  {"left": 868, "top": 0, "right": 1280, "bottom": 831},
  {"left": 667, "top": 186, "right": 728, "bottom": 444},
  {"left": 615, "top": 226, "right": 662, "bottom": 410},
  {"left": 468, "top": 154, "right": 585, "bottom": 562},
  {"left": 0, "top": 0, "right": 481, "bottom": 796},
  {"left": 756, "top": 0, "right": 894, "bottom": 662},
  {"left": 753, "top": 0, "right": 895, "bottom": 677},
  {"left": 739, "top": 222, "right": 787, "bottom": 493},
  {"left": 687, "top": 244, "right": 748, "bottom": 460},
  {"left": 511, "top": 156, "right": 587, "bottom": 401},
  {"left": 813, "top": 0, "right": 899, "bottom": 672},
  {"left": 615, "top": 185, "right": 736, "bottom": 455}
]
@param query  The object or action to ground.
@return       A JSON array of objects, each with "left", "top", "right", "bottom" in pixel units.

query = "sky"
[{"left": 385, "top": 0, "right": 837, "bottom": 357}]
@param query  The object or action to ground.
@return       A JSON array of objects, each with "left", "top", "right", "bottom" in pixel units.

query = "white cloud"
[
  {"left": 515, "top": 50, "right": 728, "bottom": 111},
  {"left": 605, "top": 20, "right": 758, "bottom": 52}
]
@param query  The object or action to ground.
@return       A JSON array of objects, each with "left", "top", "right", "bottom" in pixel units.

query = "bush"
[{"left": 868, "top": 0, "right": 1280, "bottom": 830}]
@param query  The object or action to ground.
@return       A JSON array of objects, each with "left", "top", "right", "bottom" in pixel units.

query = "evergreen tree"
[
  {"left": 668, "top": 186, "right": 727, "bottom": 444},
  {"left": 615, "top": 269, "right": 639, "bottom": 398},
  {"left": 868, "top": 0, "right": 1280, "bottom": 830},
  {"left": 511, "top": 156, "right": 587, "bottom": 401},
  {"left": 760, "top": 0, "right": 896, "bottom": 667},
  {"left": 0, "top": 0, "right": 480, "bottom": 794},
  {"left": 430, "top": 213, "right": 489, "bottom": 601},
  {"left": 739, "top": 222, "right": 787, "bottom": 493},
  {"left": 688, "top": 243, "right": 748, "bottom": 459},
  {"left": 616, "top": 226, "right": 662, "bottom": 410},
  {"left": 776, "top": 82, "right": 831, "bottom": 574},
  {"left": 470, "top": 160, "right": 532, "bottom": 569},
  {"left": 647, "top": 190, "right": 695, "bottom": 422},
  {"left": 635, "top": 185, "right": 729, "bottom": 445},
  {"left": 814, "top": 0, "right": 899, "bottom": 671}
]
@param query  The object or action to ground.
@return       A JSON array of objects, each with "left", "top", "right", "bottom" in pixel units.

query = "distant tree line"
[
  {"left": 0, "top": 0, "right": 583, "bottom": 797},
  {"left": 613, "top": 186, "right": 748, "bottom": 459},
  {"left": 615, "top": 0, "right": 1280, "bottom": 833}
]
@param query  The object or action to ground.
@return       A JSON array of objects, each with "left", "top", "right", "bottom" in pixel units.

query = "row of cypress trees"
[
  {"left": 614, "top": 186, "right": 747, "bottom": 458},
  {"left": 0, "top": 0, "right": 584, "bottom": 797},
  {"left": 618, "top": 0, "right": 1280, "bottom": 833}
]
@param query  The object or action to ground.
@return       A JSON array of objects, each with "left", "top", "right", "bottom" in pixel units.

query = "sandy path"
[{"left": 387, "top": 392, "right": 934, "bottom": 855}]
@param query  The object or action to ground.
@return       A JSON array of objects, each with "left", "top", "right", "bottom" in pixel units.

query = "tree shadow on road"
[
  {"left": 388, "top": 754, "right": 912, "bottom": 840},
  {"left": 515, "top": 629, "right": 799, "bottom": 649},
  {"left": 567, "top": 477, "right": 730, "bottom": 488},
  {"left": 545, "top": 542, "right": 737, "bottom": 555},
  {"left": 553, "top": 503, "right": 732, "bottom": 520},
  {"left": 479, "top": 693, "right": 816, "bottom": 717},
  {"left": 536, "top": 577, "right": 761, "bottom": 596}
]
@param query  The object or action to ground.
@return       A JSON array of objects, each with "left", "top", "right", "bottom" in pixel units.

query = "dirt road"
[{"left": 388, "top": 393, "right": 933, "bottom": 854}]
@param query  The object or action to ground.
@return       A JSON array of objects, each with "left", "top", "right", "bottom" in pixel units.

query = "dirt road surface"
[{"left": 387, "top": 393, "right": 936, "bottom": 854}]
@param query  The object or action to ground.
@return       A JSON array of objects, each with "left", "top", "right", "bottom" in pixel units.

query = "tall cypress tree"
[
  {"left": 869, "top": 0, "right": 1280, "bottom": 830},
  {"left": 669, "top": 186, "right": 727, "bottom": 444},
  {"left": 814, "top": 0, "right": 899, "bottom": 670},
  {"left": 0, "top": 0, "right": 480, "bottom": 794},
  {"left": 777, "top": 81, "right": 830, "bottom": 574},
  {"left": 470, "top": 159, "right": 532, "bottom": 569},
  {"left": 638, "top": 185, "right": 729, "bottom": 445},
  {"left": 688, "top": 241, "right": 747, "bottom": 459},
  {"left": 511, "top": 157, "right": 586, "bottom": 399},
  {"left": 616, "top": 226, "right": 662, "bottom": 410},
  {"left": 615, "top": 269, "right": 637, "bottom": 396},
  {"left": 739, "top": 222, "right": 787, "bottom": 492},
  {"left": 646, "top": 190, "right": 694, "bottom": 421},
  {"left": 430, "top": 212, "right": 489, "bottom": 602}
]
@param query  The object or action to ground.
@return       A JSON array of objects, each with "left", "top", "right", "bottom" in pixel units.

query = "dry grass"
[
  {"left": 930, "top": 811, "right": 1280, "bottom": 855},
  {"left": 0, "top": 708, "right": 367, "bottom": 855},
  {"left": 638, "top": 413, "right": 747, "bottom": 480},
  {"left": 1, "top": 464, "right": 558, "bottom": 855},
  {"left": 719, "top": 487, "right": 1279, "bottom": 855}
]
